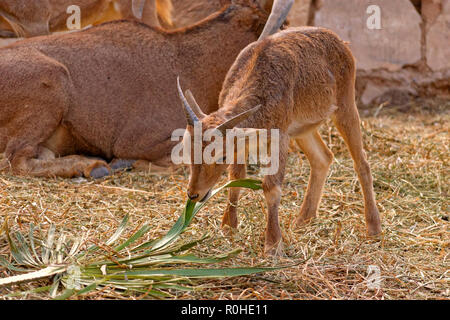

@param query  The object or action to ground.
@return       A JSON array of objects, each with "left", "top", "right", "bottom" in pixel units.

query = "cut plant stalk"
[{"left": 0, "top": 179, "right": 285, "bottom": 299}]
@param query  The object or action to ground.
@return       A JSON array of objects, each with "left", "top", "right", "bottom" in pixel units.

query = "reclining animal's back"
[{"left": 0, "top": 1, "right": 290, "bottom": 179}]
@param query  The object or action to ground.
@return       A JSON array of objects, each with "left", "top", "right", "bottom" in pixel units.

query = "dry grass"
[{"left": 0, "top": 98, "right": 448, "bottom": 300}]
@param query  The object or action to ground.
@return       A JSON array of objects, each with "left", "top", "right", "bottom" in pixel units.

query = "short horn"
[
  {"left": 185, "top": 89, "right": 206, "bottom": 119},
  {"left": 258, "top": 0, "right": 294, "bottom": 41},
  {"left": 177, "top": 77, "right": 199, "bottom": 126},
  {"left": 216, "top": 105, "right": 261, "bottom": 134}
]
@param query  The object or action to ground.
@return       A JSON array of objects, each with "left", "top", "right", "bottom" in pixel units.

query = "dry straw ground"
[{"left": 0, "top": 99, "right": 448, "bottom": 300}]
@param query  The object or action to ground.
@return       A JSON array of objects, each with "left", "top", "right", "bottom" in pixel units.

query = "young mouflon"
[{"left": 178, "top": 25, "right": 382, "bottom": 255}]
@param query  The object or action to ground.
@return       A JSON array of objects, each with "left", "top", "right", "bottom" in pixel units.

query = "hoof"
[
  {"left": 90, "top": 166, "right": 111, "bottom": 179},
  {"left": 367, "top": 228, "right": 383, "bottom": 239},
  {"left": 110, "top": 159, "right": 136, "bottom": 171},
  {"left": 292, "top": 215, "right": 314, "bottom": 231},
  {"left": 367, "top": 217, "right": 382, "bottom": 237},
  {"left": 221, "top": 224, "right": 237, "bottom": 237},
  {"left": 221, "top": 208, "right": 238, "bottom": 230},
  {"left": 264, "top": 240, "right": 284, "bottom": 257}
]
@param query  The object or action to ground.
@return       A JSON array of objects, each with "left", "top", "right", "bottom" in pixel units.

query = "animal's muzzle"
[{"left": 187, "top": 192, "right": 199, "bottom": 200}]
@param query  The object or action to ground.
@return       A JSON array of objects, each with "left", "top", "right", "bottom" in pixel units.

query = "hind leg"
[
  {"left": 2, "top": 112, "right": 110, "bottom": 179},
  {"left": 333, "top": 96, "right": 381, "bottom": 236},
  {"left": 7, "top": 145, "right": 110, "bottom": 178},
  {"left": 2, "top": 109, "right": 109, "bottom": 179},
  {"left": 294, "top": 130, "right": 334, "bottom": 228},
  {"left": 17, "top": 155, "right": 110, "bottom": 178}
]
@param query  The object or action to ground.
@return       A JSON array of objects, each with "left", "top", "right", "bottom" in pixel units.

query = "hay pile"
[{"left": 0, "top": 98, "right": 448, "bottom": 299}]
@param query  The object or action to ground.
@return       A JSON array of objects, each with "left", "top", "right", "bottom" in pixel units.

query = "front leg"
[
  {"left": 262, "top": 133, "right": 289, "bottom": 256},
  {"left": 222, "top": 164, "right": 246, "bottom": 229}
]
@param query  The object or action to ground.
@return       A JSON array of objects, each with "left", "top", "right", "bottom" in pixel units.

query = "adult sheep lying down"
[{"left": 0, "top": 0, "right": 293, "bottom": 179}]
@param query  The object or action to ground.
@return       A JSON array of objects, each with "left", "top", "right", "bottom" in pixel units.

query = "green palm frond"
[{"left": 0, "top": 179, "right": 286, "bottom": 299}]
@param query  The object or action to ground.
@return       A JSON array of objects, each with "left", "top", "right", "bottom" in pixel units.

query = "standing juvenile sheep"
[{"left": 178, "top": 24, "right": 382, "bottom": 255}]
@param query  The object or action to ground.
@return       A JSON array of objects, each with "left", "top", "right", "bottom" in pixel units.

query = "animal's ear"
[
  {"left": 215, "top": 105, "right": 261, "bottom": 134},
  {"left": 185, "top": 90, "right": 206, "bottom": 119}
]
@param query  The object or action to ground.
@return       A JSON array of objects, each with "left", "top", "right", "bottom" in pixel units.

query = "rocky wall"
[{"left": 289, "top": 0, "right": 450, "bottom": 105}]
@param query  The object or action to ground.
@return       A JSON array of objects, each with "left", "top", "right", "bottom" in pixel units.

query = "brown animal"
[
  {"left": 167, "top": 0, "right": 280, "bottom": 29},
  {"left": 167, "top": 0, "right": 229, "bottom": 29},
  {"left": 0, "top": 0, "right": 286, "bottom": 179},
  {"left": 178, "top": 11, "right": 382, "bottom": 255},
  {"left": 0, "top": 0, "right": 172, "bottom": 38},
  {"left": 116, "top": 0, "right": 173, "bottom": 27}
]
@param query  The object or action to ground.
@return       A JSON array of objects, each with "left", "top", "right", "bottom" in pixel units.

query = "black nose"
[{"left": 188, "top": 193, "right": 199, "bottom": 200}]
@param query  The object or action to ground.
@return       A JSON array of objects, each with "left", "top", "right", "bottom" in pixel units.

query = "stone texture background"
[
  {"left": 289, "top": 0, "right": 450, "bottom": 105},
  {"left": 0, "top": 0, "right": 448, "bottom": 105}
]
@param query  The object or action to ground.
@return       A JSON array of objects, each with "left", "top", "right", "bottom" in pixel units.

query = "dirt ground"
[{"left": 0, "top": 99, "right": 448, "bottom": 300}]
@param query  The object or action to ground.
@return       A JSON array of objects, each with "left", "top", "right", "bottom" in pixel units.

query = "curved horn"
[
  {"left": 177, "top": 77, "right": 199, "bottom": 126},
  {"left": 216, "top": 105, "right": 261, "bottom": 134},
  {"left": 258, "top": 0, "right": 294, "bottom": 41},
  {"left": 185, "top": 89, "right": 207, "bottom": 119}
]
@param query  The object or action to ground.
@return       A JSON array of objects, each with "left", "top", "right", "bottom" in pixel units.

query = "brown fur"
[
  {"left": 167, "top": 0, "right": 277, "bottom": 29},
  {"left": 0, "top": 0, "right": 172, "bottom": 37},
  {"left": 0, "top": 1, "right": 273, "bottom": 178},
  {"left": 167, "top": 0, "right": 229, "bottom": 29},
  {"left": 116, "top": 0, "right": 173, "bottom": 27},
  {"left": 0, "top": 16, "right": 14, "bottom": 37},
  {"left": 183, "top": 27, "right": 382, "bottom": 255}
]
